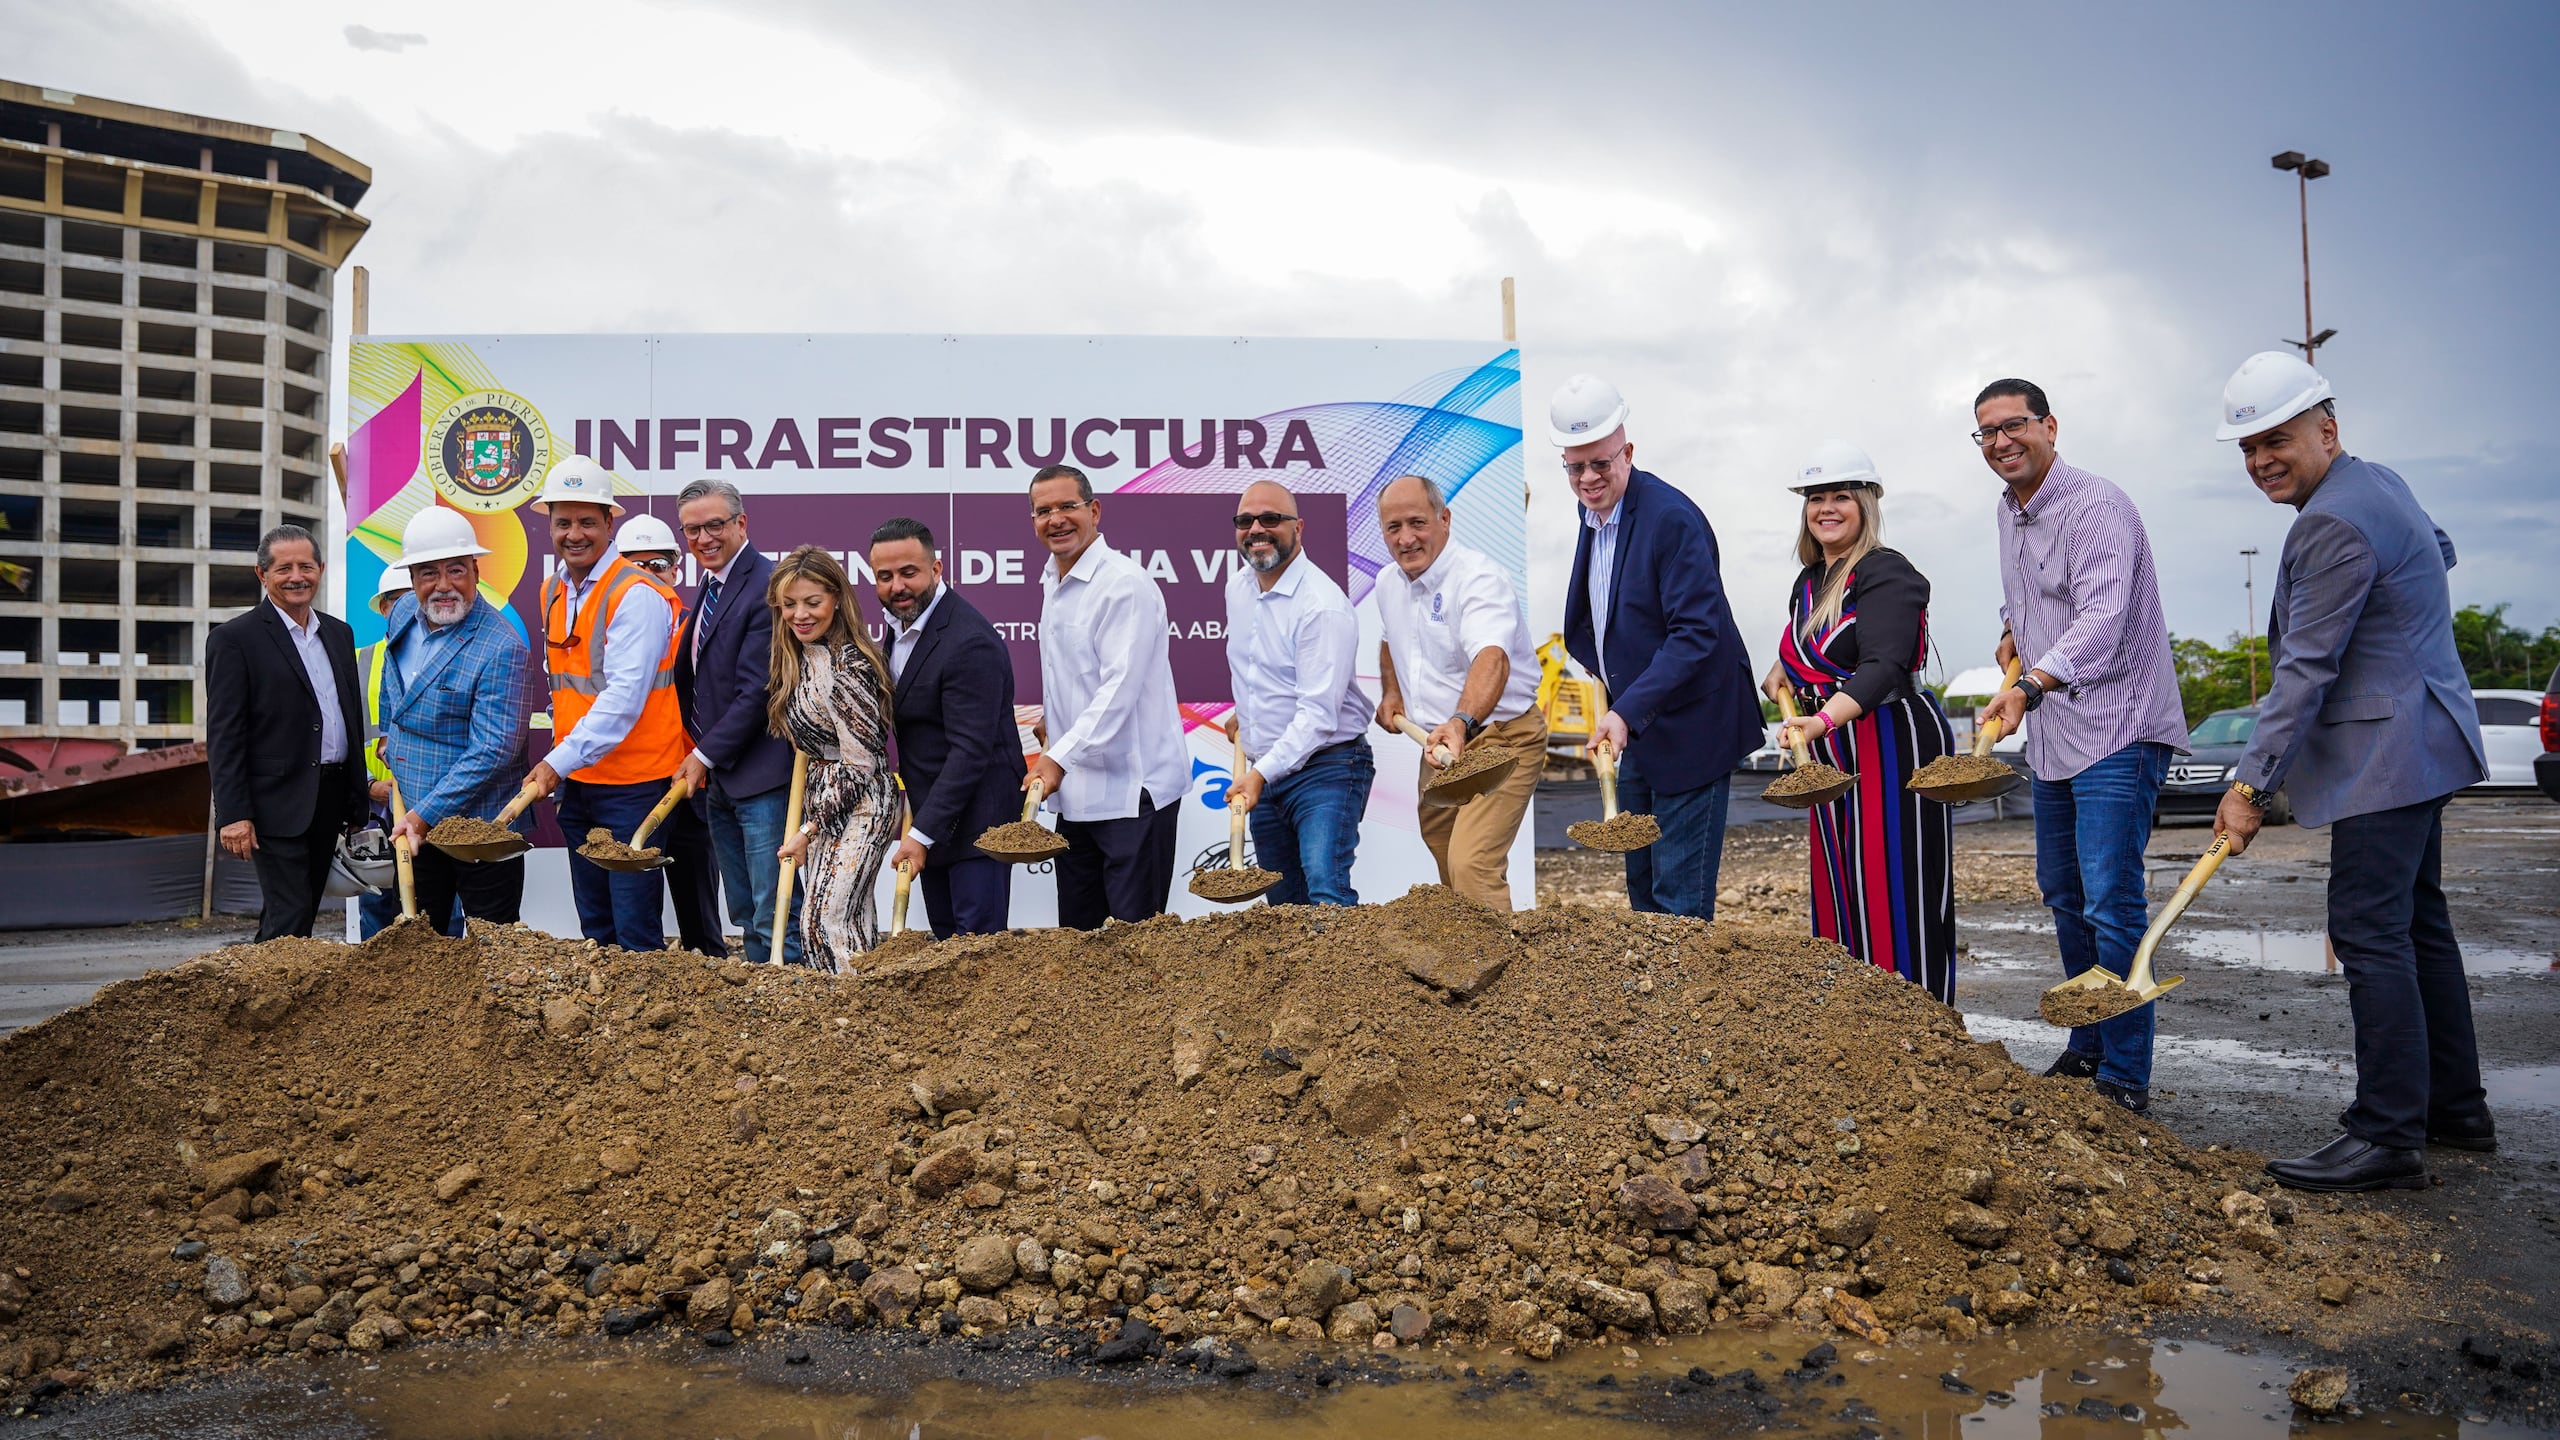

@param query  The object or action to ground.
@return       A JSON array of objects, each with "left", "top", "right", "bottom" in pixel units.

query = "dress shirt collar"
[
  {"left": 2001, "top": 459, "right": 2079, "bottom": 522},
  {"left": 1254, "top": 549, "right": 1312, "bottom": 599},
  {"left": 1581, "top": 501, "right": 1620, "bottom": 533},
  {"left": 892, "top": 583, "right": 945, "bottom": 639},
  {"left": 563, "top": 549, "right": 622, "bottom": 597},
  {"left": 1053, "top": 535, "right": 1117, "bottom": 587},
  {"left": 266, "top": 596, "right": 318, "bottom": 636},
  {"left": 1405, "top": 543, "right": 1458, "bottom": 596},
  {"left": 703, "top": 544, "right": 746, "bottom": 588}
]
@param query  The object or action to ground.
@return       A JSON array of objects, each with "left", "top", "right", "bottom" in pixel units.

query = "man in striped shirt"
[{"left": 1973, "top": 379, "right": 2189, "bottom": 1116}]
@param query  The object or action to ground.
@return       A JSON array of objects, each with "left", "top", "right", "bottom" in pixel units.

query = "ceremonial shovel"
[
  {"left": 428, "top": 777, "right": 542, "bottom": 863},
  {"left": 2041, "top": 836, "right": 2224, "bottom": 1026},
  {"left": 771, "top": 751, "right": 809, "bottom": 962},
  {"left": 1189, "top": 735, "right": 1280, "bottom": 904},
  {"left": 976, "top": 778, "right": 1071, "bottom": 864},
  {"left": 1390, "top": 715, "right": 1517, "bottom": 807},
  {"left": 583, "top": 778, "right": 691, "bottom": 873},
  {"left": 1762, "top": 688, "right": 1857, "bottom": 810},
  {"left": 1565, "top": 741, "right": 1660, "bottom": 853},
  {"left": 1908, "top": 658, "right": 2026, "bottom": 805},
  {"left": 387, "top": 776, "right": 418, "bottom": 921}
]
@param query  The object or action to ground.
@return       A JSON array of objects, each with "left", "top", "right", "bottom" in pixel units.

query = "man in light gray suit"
[{"left": 2212, "top": 352, "right": 2492, "bottom": 1194}]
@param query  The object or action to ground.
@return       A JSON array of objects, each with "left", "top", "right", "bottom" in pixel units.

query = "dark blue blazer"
[
  {"left": 891, "top": 586, "right": 1026, "bottom": 867},
  {"left": 1563, "top": 469, "right": 1764, "bottom": 793},
  {"left": 674, "top": 545, "right": 795, "bottom": 802}
]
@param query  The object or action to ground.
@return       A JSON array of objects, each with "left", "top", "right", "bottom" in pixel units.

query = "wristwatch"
[
  {"left": 2014, "top": 674, "right": 2046, "bottom": 712},
  {"left": 2230, "top": 781, "right": 2273, "bottom": 810},
  {"left": 1458, "top": 712, "right": 1487, "bottom": 741}
]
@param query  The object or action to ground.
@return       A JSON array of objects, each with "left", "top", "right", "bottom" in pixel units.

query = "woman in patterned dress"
[
  {"left": 1760, "top": 442, "right": 1959, "bottom": 1003},
  {"left": 768, "top": 546, "right": 902, "bottom": 972}
]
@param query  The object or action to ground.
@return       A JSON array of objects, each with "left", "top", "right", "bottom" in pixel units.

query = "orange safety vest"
[{"left": 542, "top": 555, "right": 690, "bottom": 785}]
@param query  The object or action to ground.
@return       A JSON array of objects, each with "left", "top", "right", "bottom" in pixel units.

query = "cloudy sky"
[{"left": 15, "top": 0, "right": 2558, "bottom": 684}]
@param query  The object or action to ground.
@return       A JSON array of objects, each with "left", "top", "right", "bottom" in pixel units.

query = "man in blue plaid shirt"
[{"left": 381, "top": 508, "right": 539, "bottom": 925}]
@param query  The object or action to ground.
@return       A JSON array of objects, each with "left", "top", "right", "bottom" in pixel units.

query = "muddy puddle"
[{"left": 11, "top": 1329, "right": 2542, "bottom": 1439}]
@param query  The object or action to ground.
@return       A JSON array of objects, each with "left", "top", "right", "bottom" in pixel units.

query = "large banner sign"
[{"left": 342, "top": 335, "right": 1530, "bottom": 928}]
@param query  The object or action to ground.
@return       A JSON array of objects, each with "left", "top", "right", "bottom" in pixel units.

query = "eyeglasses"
[
  {"left": 1232, "top": 511, "right": 1298, "bottom": 531},
  {"left": 1969, "top": 415, "right": 2045, "bottom": 447},
  {"left": 632, "top": 555, "right": 678, "bottom": 576},
  {"left": 679, "top": 514, "right": 739, "bottom": 539},
  {"left": 1031, "top": 499, "right": 1091, "bottom": 521},
  {"left": 1561, "top": 446, "right": 1626, "bottom": 480}
]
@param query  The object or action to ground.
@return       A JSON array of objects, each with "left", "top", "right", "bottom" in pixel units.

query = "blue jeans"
[
  {"left": 2033, "top": 741, "right": 2171, "bottom": 1089},
  {"left": 706, "top": 783, "right": 802, "bottom": 966},
  {"left": 559, "top": 777, "right": 668, "bottom": 952},
  {"left": 1248, "top": 741, "right": 1373, "bottom": 906},
  {"left": 1616, "top": 760, "right": 1730, "bottom": 920}
]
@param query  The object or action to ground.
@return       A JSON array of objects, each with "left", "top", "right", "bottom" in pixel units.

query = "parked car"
[
  {"left": 2155, "top": 707, "right": 2290, "bottom": 826},
  {"left": 2474, "top": 688, "right": 2545, "bottom": 789},
  {"left": 2536, "top": 666, "right": 2560, "bottom": 803},
  {"left": 1741, "top": 720, "right": 1789, "bottom": 772}
]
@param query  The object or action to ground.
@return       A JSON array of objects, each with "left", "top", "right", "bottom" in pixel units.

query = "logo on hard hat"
[
  {"left": 1803, "top": 465, "right": 1824, "bottom": 477},
  {"left": 426, "top": 390, "right": 552, "bottom": 514},
  {"left": 2232, "top": 404, "right": 2257, "bottom": 419}
]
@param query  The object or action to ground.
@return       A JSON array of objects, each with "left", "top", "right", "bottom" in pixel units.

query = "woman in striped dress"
[
  {"left": 768, "top": 546, "right": 903, "bottom": 973},
  {"left": 1761, "top": 442, "right": 1959, "bottom": 1002}
]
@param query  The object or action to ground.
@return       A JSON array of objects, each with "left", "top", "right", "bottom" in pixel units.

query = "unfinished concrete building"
[{"left": 0, "top": 80, "right": 369, "bottom": 747}]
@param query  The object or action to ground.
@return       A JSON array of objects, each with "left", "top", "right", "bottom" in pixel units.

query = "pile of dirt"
[
  {"left": 1906, "top": 754, "right": 2016, "bottom": 792},
  {"left": 1566, "top": 813, "right": 1661, "bottom": 851},
  {"left": 577, "top": 829, "right": 661, "bottom": 865},
  {"left": 973, "top": 821, "right": 1068, "bottom": 862},
  {"left": 425, "top": 817, "right": 520, "bottom": 847},
  {"left": 1765, "top": 764, "right": 1853, "bottom": 801},
  {"left": 1190, "top": 867, "right": 1281, "bottom": 903},
  {"left": 0, "top": 891, "right": 2433, "bottom": 1399}
]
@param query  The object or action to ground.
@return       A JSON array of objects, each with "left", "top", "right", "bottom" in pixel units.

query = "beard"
[
  {"left": 423, "top": 590, "right": 471, "bottom": 624},
  {"left": 1240, "top": 535, "right": 1296, "bottom": 575},
  {"left": 883, "top": 591, "right": 925, "bottom": 623}
]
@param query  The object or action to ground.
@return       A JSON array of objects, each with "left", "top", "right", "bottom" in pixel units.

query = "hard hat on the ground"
[
  {"left": 370, "top": 565, "right": 410, "bottom": 616},
  {"left": 399, "top": 506, "right": 491, "bottom": 567},
  {"left": 1790, "top": 439, "right": 1886, "bottom": 496},
  {"left": 1548, "top": 374, "right": 1631, "bottom": 448},
  {"left": 2216, "top": 351, "right": 2333, "bottom": 441},
  {"left": 529, "top": 454, "right": 626, "bottom": 515},
  {"left": 616, "top": 513, "right": 679, "bottom": 555}
]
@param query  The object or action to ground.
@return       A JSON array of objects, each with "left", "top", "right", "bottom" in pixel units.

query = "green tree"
[
  {"left": 2451, "top": 603, "right": 2560, "bottom": 690},
  {"left": 2171, "top": 633, "right": 2270, "bottom": 729}
]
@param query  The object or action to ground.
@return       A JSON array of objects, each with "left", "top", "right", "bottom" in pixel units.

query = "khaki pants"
[{"left": 1415, "top": 711, "right": 1547, "bottom": 910}]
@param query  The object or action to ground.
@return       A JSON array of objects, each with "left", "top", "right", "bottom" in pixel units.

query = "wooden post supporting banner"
[
  {"left": 351, "top": 265, "right": 369, "bottom": 336},
  {"left": 1500, "top": 276, "right": 1516, "bottom": 342}
]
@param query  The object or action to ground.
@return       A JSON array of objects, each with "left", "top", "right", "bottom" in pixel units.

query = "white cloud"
[{"left": 341, "top": 24, "right": 425, "bottom": 54}]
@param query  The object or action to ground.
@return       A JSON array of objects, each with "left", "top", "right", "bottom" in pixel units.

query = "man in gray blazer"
[{"left": 2211, "top": 352, "right": 2491, "bottom": 1193}]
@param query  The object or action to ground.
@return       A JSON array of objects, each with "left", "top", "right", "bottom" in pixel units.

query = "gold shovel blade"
[
  {"left": 1421, "top": 752, "right": 1518, "bottom": 808},
  {"left": 2040, "top": 967, "right": 2185, "bottom": 1027},
  {"left": 1761, "top": 771, "right": 1855, "bottom": 810},
  {"left": 430, "top": 835, "right": 532, "bottom": 864}
]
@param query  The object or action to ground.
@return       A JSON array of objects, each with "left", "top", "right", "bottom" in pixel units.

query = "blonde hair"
[
  {"left": 764, "top": 545, "right": 891, "bottom": 743},
  {"left": 1793, "top": 487, "right": 1884, "bottom": 633}
]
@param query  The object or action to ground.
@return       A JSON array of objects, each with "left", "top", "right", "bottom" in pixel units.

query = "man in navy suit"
[
  {"left": 672, "top": 478, "right": 801, "bottom": 965},
  {"left": 871, "top": 517, "right": 1026, "bottom": 937},
  {"left": 2212, "top": 353, "right": 2493, "bottom": 1191},
  {"left": 1555, "top": 375, "right": 1764, "bottom": 919}
]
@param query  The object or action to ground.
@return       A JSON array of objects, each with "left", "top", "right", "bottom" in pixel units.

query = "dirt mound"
[{"left": 0, "top": 891, "right": 2429, "bottom": 1397}]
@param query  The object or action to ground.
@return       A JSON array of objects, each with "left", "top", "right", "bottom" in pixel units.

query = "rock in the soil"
[
  {"left": 1817, "top": 1204, "right": 1879, "bottom": 1249},
  {"left": 860, "top": 1267, "right": 921, "bottom": 1326},
  {"left": 685, "top": 1276, "right": 733, "bottom": 1331},
  {"left": 2288, "top": 1366, "right": 2351, "bottom": 1413},
  {"left": 1741, "top": 1262, "right": 1804, "bottom": 1315},
  {"left": 201, "top": 1256, "right": 250, "bottom": 1309},
  {"left": 1643, "top": 1113, "right": 1704, "bottom": 1146},
  {"left": 1944, "top": 1166, "right": 1995, "bottom": 1203},
  {"left": 954, "top": 1235, "right": 1017, "bottom": 1293},
  {"left": 1386, "top": 924, "right": 1522, "bottom": 1001},
  {"left": 1326, "top": 1300, "right": 1379, "bottom": 1342},
  {"left": 1617, "top": 1174, "right": 1697, "bottom": 1232},
  {"left": 1517, "top": 1321, "right": 1565, "bottom": 1360},
  {"left": 1388, "top": 1302, "right": 1430, "bottom": 1342},
  {"left": 1826, "top": 1291, "right": 1888, "bottom": 1342},
  {"left": 2316, "top": 1275, "right": 2355, "bottom": 1306},
  {"left": 540, "top": 997, "right": 590, "bottom": 1038},
  {"left": 597, "top": 1144, "right": 641, "bottom": 1177},
  {"left": 910, "top": 1144, "right": 978, "bottom": 1198},
  {"left": 1315, "top": 1056, "right": 1403, "bottom": 1137},
  {"left": 433, "top": 1163, "right": 481, "bottom": 1203},
  {"left": 2087, "top": 1220, "right": 2137, "bottom": 1258},
  {"left": 1574, "top": 1277, "right": 1656, "bottom": 1331},
  {"left": 1284, "top": 1260, "right": 1353, "bottom": 1319},
  {"left": 197, "top": 1148, "right": 282, "bottom": 1199},
  {"left": 1945, "top": 1202, "right": 2011, "bottom": 1248}
]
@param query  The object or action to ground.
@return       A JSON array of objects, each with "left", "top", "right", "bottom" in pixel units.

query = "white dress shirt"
[
  {"left": 1376, "top": 541, "right": 1539, "bottom": 728},
  {"left": 1038, "top": 536, "right": 1190, "bottom": 822},
  {"left": 271, "top": 599, "right": 347, "bottom": 763},
  {"left": 1583, "top": 503, "right": 1621, "bottom": 688},
  {"left": 1225, "top": 549, "right": 1368, "bottom": 784},
  {"left": 888, "top": 582, "right": 945, "bottom": 686},
  {"left": 546, "top": 549, "right": 674, "bottom": 776}
]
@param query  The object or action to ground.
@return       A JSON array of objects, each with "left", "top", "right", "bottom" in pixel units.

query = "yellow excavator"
[{"left": 1535, "top": 634, "right": 1601, "bottom": 773}]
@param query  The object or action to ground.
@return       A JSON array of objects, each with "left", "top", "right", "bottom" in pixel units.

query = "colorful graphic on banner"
[{"left": 342, "top": 335, "right": 1527, "bottom": 922}]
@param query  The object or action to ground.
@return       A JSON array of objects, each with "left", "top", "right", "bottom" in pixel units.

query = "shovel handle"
[
  {"left": 1019, "top": 776, "right": 1049, "bottom": 824},
  {"left": 1229, "top": 736, "right": 1255, "bottom": 870},
  {"left": 1593, "top": 741, "right": 1621, "bottom": 820},
  {"left": 891, "top": 859, "right": 913, "bottom": 935},
  {"left": 495, "top": 777, "right": 543, "bottom": 827},
  {"left": 388, "top": 776, "right": 416, "bottom": 921},
  {"left": 1975, "top": 657, "right": 2025, "bottom": 757},
  {"left": 1773, "top": 687, "right": 1818, "bottom": 770},
  {"left": 630, "top": 777, "right": 692, "bottom": 850},
  {"left": 2126, "top": 835, "right": 2229, "bottom": 987},
  {"left": 772, "top": 751, "right": 808, "bottom": 964},
  {"left": 1391, "top": 715, "right": 1455, "bottom": 768}
]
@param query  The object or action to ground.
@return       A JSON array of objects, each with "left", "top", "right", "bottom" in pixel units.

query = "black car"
[
  {"left": 2537, "top": 663, "right": 2560, "bottom": 804},
  {"left": 2155, "top": 707, "right": 2292, "bottom": 825}
]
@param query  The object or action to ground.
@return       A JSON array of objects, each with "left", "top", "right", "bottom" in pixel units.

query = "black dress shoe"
[
  {"left": 2094, "top": 1079, "right": 2150, "bottom": 1115},
  {"left": 2264, "top": 1133, "right": 2428, "bottom": 1193},
  {"left": 2426, "top": 1115, "right": 2498, "bottom": 1153},
  {"left": 2043, "top": 1050, "right": 2100, "bottom": 1080}
]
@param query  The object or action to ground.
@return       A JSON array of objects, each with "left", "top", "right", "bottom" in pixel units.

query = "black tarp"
[{"left": 0, "top": 836, "right": 262, "bottom": 930}]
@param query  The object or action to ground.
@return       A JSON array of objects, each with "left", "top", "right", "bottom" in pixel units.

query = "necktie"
[{"left": 694, "top": 576, "right": 722, "bottom": 664}]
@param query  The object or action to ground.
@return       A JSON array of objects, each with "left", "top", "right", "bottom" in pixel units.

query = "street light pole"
[
  {"left": 2241, "top": 547, "right": 2261, "bottom": 704},
  {"left": 2271, "top": 151, "right": 2336, "bottom": 365}
]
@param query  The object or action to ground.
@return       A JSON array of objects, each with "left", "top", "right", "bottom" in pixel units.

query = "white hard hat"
[
  {"left": 529, "top": 454, "right": 626, "bottom": 516},
  {"left": 399, "top": 506, "right": 491, "bottom": 568},
  {"left": 1790, "top": 439, "right": 1886, "bottom": 496},
  {"left": 370, "top": 565, "right": 410, "bottom": 616},
  {"left": 2216, "top": 351, "right": 2333, "bottom": 442},
  {"left": 1548, "top": 374, "right": 1631, "bottom": 448},
  {"left": 616, "top": 513, "right": 679, "bottom": 555}
]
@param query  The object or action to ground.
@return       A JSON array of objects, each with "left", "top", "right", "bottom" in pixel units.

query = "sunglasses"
[{"left": 1233, "top": 511, "right": 1299, "bottom": 531}]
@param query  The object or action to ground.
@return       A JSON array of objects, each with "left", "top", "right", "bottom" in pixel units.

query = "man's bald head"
[{"left": 1234, "top": 480, "right": 1302, "bottom": 579}]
